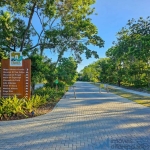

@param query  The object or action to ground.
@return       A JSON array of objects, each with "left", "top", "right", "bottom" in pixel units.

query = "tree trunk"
[{"left": 118, "top": 79, "right": 121, "bottom": 87}]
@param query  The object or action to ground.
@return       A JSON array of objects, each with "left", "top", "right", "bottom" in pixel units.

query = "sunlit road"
[{"left": 0, "top": 82, "right": 150, "bottom": 150}]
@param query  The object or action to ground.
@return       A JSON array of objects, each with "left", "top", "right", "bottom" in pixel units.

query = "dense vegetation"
[
  {"left": 80, "top": 17, "right": 150, "bottom": 90},
  {"left": 0, "top": 0, "right": 104, "bottom": 90},
  {"left": 0, "top": 1, "right": 104, "bottom": 120},
  {"left": 0, "top": 87, "right": 65, "bottom": 120}
]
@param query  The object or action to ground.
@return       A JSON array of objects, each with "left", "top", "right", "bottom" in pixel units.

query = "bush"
[
  {"left": 0, "top": 96, "right": 26, "bottom": 119},
  {"left": 34, "top": 86, "right": 65, "bottom": 101},
  {"left": 25, "top": 95, "right": 47, "bottom": 112},
  {"left": 0, "top": 86, "right": 66, "bottom": 120},
  {"left": 0, "top": 95, "right": 47, "bottom": 120}
]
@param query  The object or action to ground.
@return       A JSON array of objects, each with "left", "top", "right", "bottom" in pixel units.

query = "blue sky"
[
  {"left": 76, "top": 0, "right": 150, "bottom": 72},
  {"left": 2, "top": 1, "right": 150, "bottom": 72}
]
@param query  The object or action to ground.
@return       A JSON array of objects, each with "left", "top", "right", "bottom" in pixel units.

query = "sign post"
[
  {"left": 99, "top": 83, "right": 101, "bottom": 93},
  {"left": 55, "top": 79, "right": 58, "bottom": 91},
  {"left": 1, "top": 59, "right": 31, "bottom": 99}
]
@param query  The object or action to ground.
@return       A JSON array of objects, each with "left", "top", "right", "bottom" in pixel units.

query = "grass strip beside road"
[
  {"left": 109, "top": 88, "right": 150, "bottom": 107},
  {"left": 93, "top": 83, "right": 150, "bottom": 107}
]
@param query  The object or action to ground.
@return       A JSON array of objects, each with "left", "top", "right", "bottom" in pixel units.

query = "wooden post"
[
  {"left": 72, "top": 86, "right": 76, "bottom": 99},
  {"left": 106, "top": 84, "right": 109, "bottom": 93},
  {"left": 99, "top": 83, "right": 101, "bottom": 93}
]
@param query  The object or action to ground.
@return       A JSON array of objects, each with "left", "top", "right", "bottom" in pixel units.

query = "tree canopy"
[
  {"left": 80, "top": 17, "right": 150, "bottom": 88},
  {"left": 0, "top": 0, "right": 104, "bottom": 63},
  {"left": 0, "top": 0, "right": 104, "bottom": 89}
]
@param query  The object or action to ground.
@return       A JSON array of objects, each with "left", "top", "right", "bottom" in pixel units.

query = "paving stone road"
[{"left": 0, "top": 82, "right": 150, "bottom": 150}]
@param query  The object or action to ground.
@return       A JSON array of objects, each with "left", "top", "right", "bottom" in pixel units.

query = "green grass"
[
  {"left": 110, "top": 88, "right": 150, "bottom": 107},
  {"left": 93, "top": 83, "right": 150, "bottom": 107}
]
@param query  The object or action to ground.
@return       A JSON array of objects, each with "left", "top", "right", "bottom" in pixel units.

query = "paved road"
[
  {"left": 35, "top": 83, "right": 44, "bottom": 89},
  {"left": 0, "top": 82, "right": 150, "bottom": 150}
]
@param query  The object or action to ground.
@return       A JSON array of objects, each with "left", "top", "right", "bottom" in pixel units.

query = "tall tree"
[
  {"left": 57, "top": 57, "right": 77, "bottom": 85},
  {"left": 0, "top": 0, "right": 104, "bottom": 64},
  {"left": 27, "top": 51, "right": 51, "bottom": 92}
]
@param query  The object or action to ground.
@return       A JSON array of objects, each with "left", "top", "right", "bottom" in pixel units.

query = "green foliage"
[
  {"left": 0, "top": 0, "right": 104, "bottom": 62},
  {"left": 106, "top": 17, "right": 150, "bottom": 87},
  {"left": 0, "top": 49, "right": 7, "bottom": 61},
  {"left": 0, "top": 11, "right": 34, "bottom": 53},
  {"left": 34, "top": 87, "right": 65, "bottom": 102},
  {"left": 0, "top": 94, "right": 51, "bottom": 120},
  {"left": 81, "top": 16, "right": 150, "bottom": 89},
  {"left": 80, "top": 59, "right": 105, "bottom": 82},
  {"left": 28, "top": 53, "right": 51, "bottom": 91},
  {"left": 25, "top": 95, "right": 47, "bottom": 112},
  {"left": 1, "top": 1, "right": 104, "bottom": 90},
  {"left": 45, "top": 57, "right": 78, "bottom": 88},
  {"left": 56, "top": 81, "right": 67, "bottom": 88},
  {"left": 57, "top": 57, "right": 78, "bottom": 85},
  {"left": 0, "top": 95, "right": 26, "bottom": 118}
]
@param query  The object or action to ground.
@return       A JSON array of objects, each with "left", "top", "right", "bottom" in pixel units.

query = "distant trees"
[
  {"left": 80, "top": 61, "right": 101, "bottom": 82},
  {"left": 80, "top": 17, "right": 150, "bottom": 88}
]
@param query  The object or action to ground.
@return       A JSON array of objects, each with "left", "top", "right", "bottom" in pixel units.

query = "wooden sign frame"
[{"left": 1, "top": 59, "right": 31, "bottom": 99}]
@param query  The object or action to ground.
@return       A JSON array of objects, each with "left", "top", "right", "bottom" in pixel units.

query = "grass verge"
[
  {"left": 93, "top": 83, "right": 150, "bottom": 107},
  {"left": 109, "top": 88, "right": 150, "bottom": 107}
]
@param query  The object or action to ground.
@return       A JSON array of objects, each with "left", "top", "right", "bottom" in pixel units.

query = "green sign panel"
[{"left": 55, "top": 79, "right": 58, "bottom": 84}]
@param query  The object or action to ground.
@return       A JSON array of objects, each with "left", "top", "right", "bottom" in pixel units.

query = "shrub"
[
  {"left": 0, "top": 96, "right": 26, "bottom": 119},
  {"left": 34, "top": 87, "right": 65, "bottom": 101},
  {"left": 24, "top": 95, "right": 47, "bottom": 112},
  {"left": 0, "top": 86, "right": 66, "bottom": 120}
]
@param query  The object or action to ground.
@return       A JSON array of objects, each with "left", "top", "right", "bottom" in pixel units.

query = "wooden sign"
[{"left": 1, "top": 59, "right": 31, "bottom": 99}]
